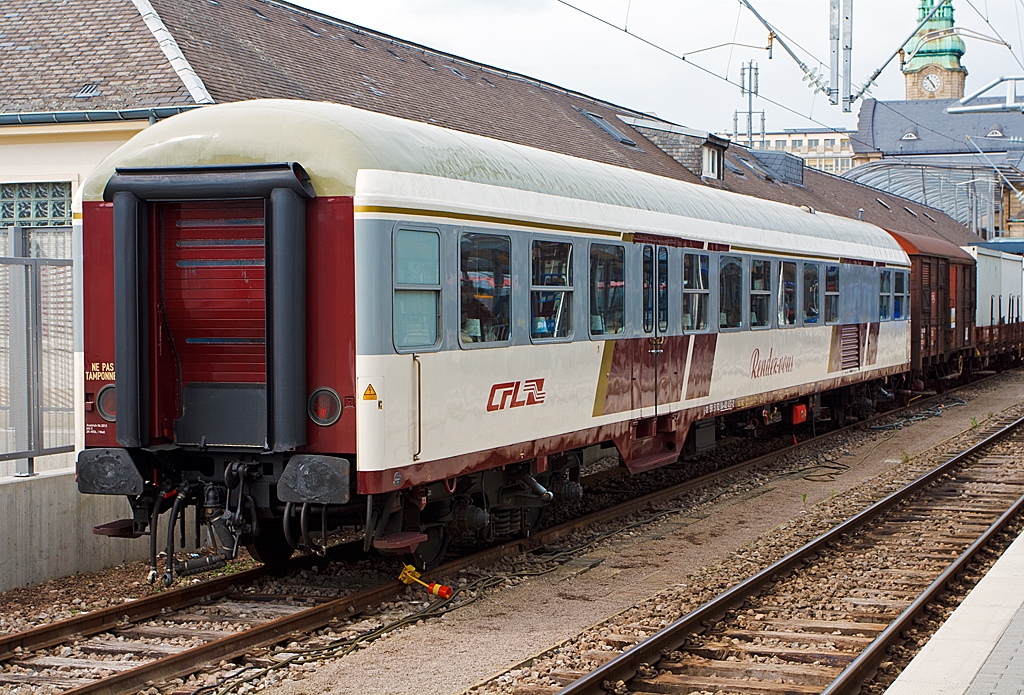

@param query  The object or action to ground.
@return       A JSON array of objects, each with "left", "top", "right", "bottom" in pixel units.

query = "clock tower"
[{"left": 902, "top": 0, "right": 967, "bottom": 100}]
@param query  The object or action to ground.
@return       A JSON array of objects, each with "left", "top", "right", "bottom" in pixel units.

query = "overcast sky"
[{"left": 291, "top": 0, "right": 1023, "bottom": 135}]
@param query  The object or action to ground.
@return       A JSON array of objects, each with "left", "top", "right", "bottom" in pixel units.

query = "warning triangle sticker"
[{"left": 363, "top": 384, "right": 377, "bottom": 400}]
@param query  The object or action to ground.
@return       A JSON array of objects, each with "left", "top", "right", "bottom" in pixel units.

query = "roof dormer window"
[
  {"left": 901, "top": 131, "right": 918, "bottom": 140},
  {"left": 986, "top": 124, "right": 1004, "bottom": 138}
]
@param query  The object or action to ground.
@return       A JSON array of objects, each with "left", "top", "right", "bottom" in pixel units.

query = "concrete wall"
[
  {"left": 0, "top": 468, "right": 148, "bottom": 591},
  {"left": 0, "top": 119, "right": 157, "bottom": 592}
]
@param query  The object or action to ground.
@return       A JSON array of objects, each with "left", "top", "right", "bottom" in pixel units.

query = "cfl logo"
[{"left": 487, "top": 379, "right": 546, "bottom": 412}]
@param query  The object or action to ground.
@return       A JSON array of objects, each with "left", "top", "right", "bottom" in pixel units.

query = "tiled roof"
[
  {"left": 852, "top": 97, "right": 1024, "bottom": 157},
  {"left": 144, "top": 0, "right": 697, "bottom": 182},
  {"left": 0, "top": 0, "right": 195, "bottom": 112},
  {"left": 718, "top": 148, "right": 982, "bottom": 247},
  {"left": 0, "top": 0, "right": 981, "bottom": 247}
]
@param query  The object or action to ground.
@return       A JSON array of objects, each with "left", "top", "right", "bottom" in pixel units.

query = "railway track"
[
  {"left": 558, "top": 413, "right": 1024, "bottom": 695},
  {"left": 0, "top": 380, "right": 1008, "bottom": 695}
]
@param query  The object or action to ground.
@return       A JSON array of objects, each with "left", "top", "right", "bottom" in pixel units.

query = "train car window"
[
  {"left": 802, "top": 263, "right": 820, "bottom": 324},
  {"left": 393, "top": 229, "right": 441, "bottom": 349},
  {"left": 682, "top": 252, "right": 709, "bottom": 331},
  {"left": 531, "top": 240, "right": 573, "bottom": 340},
  {"left": 825, "top": 265, "right": 840, "bottom": 324},
  {"left": 750, "top": 259, "right": 771, "bottom": 328},
  {"left": 590, "top": 244, "right": 625, "bottom": 336},
  {"left": 719, "top": 255, "right": 743, "bottom": 329},
  {"left": 779, "top": 261, "right": 797, "bottom": 326},
  {"left": 459, "top": 233, "right": 511, "bottom": 344},
  {"left": 893, "top": 270, "right": 906, "bottom": 320},
  {"left": 657, "top": 247, "right": 669, "bottom": 333},
  {"left": 642, "top": 245, "right": 654, "bottom": 333},
  {"left": 879, "top": 270, "right": 892, "bottom": 321}
]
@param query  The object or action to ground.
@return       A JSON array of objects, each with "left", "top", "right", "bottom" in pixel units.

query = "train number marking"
[
  {"left": 487, "top": 379, "right": 546, "bottom": 412},
  {"left": 703, "top": 399, "right": 735, "bottom": 416}
]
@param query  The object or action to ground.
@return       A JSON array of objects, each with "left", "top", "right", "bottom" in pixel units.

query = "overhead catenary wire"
[
  {"left": 552, "top": 0, "right": 985, "bottom": 176},
  {"left": 964, "top": 0, "right": 1024, "bottom": 71}
]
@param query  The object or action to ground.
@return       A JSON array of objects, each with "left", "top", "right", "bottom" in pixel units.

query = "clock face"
[{"left": 922, "top": 73, "right": 942, "bottom": 92}]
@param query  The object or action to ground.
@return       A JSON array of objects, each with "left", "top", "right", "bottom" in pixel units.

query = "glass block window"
[{"left": 0, "top": 182, "right": 72, "bottom": 228}]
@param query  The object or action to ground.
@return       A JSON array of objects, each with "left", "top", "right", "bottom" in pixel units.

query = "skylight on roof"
[
  {"left": 73, "top": 84, "right": 98, "bottom": 99},
  {"left": 421, "top": 59, "right": 436, "bottom": 71},
  {"left": 924, "top": 212, "right": 936, "bottom": 222},
  {"left": 876, "top": 198, "right": 891, "bottom": 210},
  {"left": 724, "top": 159, "right": 745, "bottom": 176},
  {"left": 581, "top": 111, "right": 638, "bottom": 147},
  {"left": 250, "top": 7, "right": 270, "bottom": 20},
  {"left": 350, "top": 38, "right": 366, "bottom": 49},
  {"left": 449, "top": 66, "right": 467, "bottom": 79},
  {"left": 481, "top": 76, "right": 496, "bottom": 88},
  {"left": 304, "top": 25, "right": 320, "bottom": 37},
  {"left": 386, "top": 49, "right": 403, "bottom": 61},
  {"left": 904, "top": 206, "right": 918, "bottom": 217}
]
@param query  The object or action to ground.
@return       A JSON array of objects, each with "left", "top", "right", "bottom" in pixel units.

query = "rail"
[{"left": 557, "top": 414, "right": 1024, "bottom": 695}]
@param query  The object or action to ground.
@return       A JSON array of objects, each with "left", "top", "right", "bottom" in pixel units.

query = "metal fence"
[{"left": 0, "top": 225, "right": 74, "bottom": 475}]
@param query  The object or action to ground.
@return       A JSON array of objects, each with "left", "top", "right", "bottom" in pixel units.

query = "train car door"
[{"left": 635, "top": 245, "right": 686, "bottom": 419}]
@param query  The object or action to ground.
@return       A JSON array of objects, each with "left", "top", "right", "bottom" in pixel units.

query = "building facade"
[{"left": 746, "top": 128, "right": 856, "bottom": 175}]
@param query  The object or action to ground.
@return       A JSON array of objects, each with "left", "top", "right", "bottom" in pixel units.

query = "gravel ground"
[
  {"left": 3, "top": 372, "right": 1022, "bottom": 695},
  {"left": 0, "top": 553, "right": 261, "bottom": 637},
  {"left": 249, "top": 371, "right": 1024, "bottom": 695}
]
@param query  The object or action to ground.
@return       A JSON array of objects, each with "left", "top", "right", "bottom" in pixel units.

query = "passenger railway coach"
[{"left": 77, "top": 100, "right": 912, "bottom": 581}]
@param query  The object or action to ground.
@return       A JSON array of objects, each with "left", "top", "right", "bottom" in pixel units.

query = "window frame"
[
  {"left": 879, "top": 269, "right": 893, "bottom": 321},
  {"left": 656, "top": 246, "right": 669, "bottom": 333},
  {"left": 458, "top": 231, "right": 513, "bottom": 349},
  {"left": 824, "top": 264, "right": 840, "bottom": 325},
  {"left": 778, "top": 260, "right": 798, "bottom": 328},
  {"left": 392, "top": 227, "right": 443, "bottom": 353},
  {"left": 718, "top": 254, "right": 745, "bottom": 331},
  {"left": 749, "top": 257, "right": 773, "bottom": 330},
  {"left": 682, "top": 251, "right": 711, "bottom": 333},
  {"left": 893, "top": 269, "right": 910, "bottom": 321},
  {"left": 588, "top": 241, "right": 627, "bottom": 339},
  {"left": 802, "top": 262, "right": 821, "bottom": 325},
  {"left": 529, "top": 236, "right": 575, "bottom": 343},
  {"left": 642, "top": 244, "right": 655, "bottom": 334}
]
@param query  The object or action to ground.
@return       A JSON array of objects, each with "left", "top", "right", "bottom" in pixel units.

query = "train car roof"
[
  {"left": 886, "top": 228, "right": 975, "bottom": 262},
  {"left": 83, "top": 99, "right": 909, "bottom": 265},
  {"left": 965, "top": 246, "right": 1024, "bottom": 263}
]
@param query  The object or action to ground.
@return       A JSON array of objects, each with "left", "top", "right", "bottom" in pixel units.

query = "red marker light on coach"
[
  {"left": 307, "top": 387, "right": 342, "bottom": 426},
  {"left": 96, "top": 384, "right": 117, "bottom": 422}
]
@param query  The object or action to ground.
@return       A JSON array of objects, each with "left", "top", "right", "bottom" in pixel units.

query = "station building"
[{"left": 846, "top": 0, "right": 1024, "bottom": 239}]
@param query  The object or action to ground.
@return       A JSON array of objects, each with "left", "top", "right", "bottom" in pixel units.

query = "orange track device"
[{"left": 398, "top": 564, "right": 453, "bottom": 599}]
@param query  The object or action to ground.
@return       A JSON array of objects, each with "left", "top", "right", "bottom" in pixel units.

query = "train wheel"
[
  {"left": 521, "top": 505, "right": 545, "bottom": 538},
  {"left": 406, "top": 526, "right": 448, "bottom": 571},
  {"left": 246, "top": 519, "right": 294, "bottom": 573}
]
